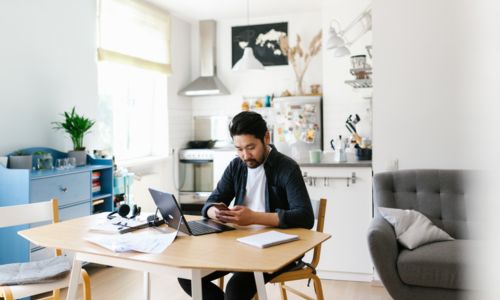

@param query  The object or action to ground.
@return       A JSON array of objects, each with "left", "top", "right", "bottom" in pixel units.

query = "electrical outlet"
[{"left": 386, "top": 159, "right": 399, "bottom": 171}]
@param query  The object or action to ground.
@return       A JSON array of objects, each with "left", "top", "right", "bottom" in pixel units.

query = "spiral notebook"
[{"left": 237, "top": 230, "right": 299, "bottom": 248}]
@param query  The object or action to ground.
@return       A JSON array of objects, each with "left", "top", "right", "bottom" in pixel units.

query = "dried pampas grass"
[{"left": 280, "top": 30, "right": 322, "bottom": 95}]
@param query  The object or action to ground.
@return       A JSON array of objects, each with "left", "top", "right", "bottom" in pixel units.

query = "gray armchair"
[{"left": 368, "top": 169, "right": 481, "bottom": 300}]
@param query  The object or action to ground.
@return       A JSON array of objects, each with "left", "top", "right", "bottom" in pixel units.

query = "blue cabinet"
[{"left": 0, "top": 147, "right": 113, "bottom": 265}]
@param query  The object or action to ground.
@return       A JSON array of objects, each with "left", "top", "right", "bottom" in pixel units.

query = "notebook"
[{"left": 237, "top": 230, "right": 299, "bottom": 248}]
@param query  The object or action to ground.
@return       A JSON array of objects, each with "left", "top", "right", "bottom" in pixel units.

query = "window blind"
[{"left": 97, "top": 0, "right": 171, "bottom": 74}]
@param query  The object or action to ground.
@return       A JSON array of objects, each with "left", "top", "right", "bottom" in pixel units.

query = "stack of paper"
[
  {"left": 237, "top": 230, "right": 299, "bottom": 248},
  {"left": 86, "top": 230, "right": 178, "bottom": 254}
]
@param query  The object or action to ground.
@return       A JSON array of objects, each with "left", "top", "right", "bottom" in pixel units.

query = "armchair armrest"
[{"left": 367, "top": 217, "right": 405, "bottom": 292}]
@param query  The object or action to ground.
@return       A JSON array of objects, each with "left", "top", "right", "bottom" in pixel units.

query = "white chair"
[{"left": 0, "top": 199, "right": 91, "bottom": 300}]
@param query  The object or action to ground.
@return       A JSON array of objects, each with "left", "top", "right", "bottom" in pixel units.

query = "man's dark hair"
[{"left": 229, "top": 111, "right": 268, "bottom": 142}]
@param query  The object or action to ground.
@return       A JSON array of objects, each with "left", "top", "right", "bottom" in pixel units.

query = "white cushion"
[
  {"left": 378, "top": 207, "right": 454, "bottom": 250},
  {"left": 0, "top": 256, "right": 71, "bottom": 285}
]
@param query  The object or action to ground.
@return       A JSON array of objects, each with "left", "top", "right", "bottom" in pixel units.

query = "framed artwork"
[{"left": 231, "top": 22, "right": 288, "bottom": 67}]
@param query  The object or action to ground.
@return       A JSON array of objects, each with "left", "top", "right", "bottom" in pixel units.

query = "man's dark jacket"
[{"left": 201, "top": 145, "right": 314, "bottom": 229}]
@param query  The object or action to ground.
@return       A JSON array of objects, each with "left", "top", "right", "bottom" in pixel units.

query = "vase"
[
  {"left": 9, "top": 155, "right": 33, "bottom": 169},
  {"left": 68, "top": 150, "right": 87, "bottom": 166},
  {"left": 296, "top": 75, "right": 305, "bottom": 96}
]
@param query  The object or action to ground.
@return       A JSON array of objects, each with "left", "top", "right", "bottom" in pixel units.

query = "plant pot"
[
  {"left": 9, "top": 155, "right": 33, "bottom": 169},
  {"left": 68, "top": 150, "right": 87, "bottom": 166}
]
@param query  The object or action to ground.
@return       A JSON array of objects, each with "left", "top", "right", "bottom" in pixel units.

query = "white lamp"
[
  {"left": 327, "top": 6, "right": 372, "bottom": 58},
  {"left": 333, "top": 46, "right": 351, "bottom": 57},
  {"left": 326, "top": 24, "right": 345, "bottom": 50},
  {"left": 232, "top": 0, "right": 264, "bottom": 71}
]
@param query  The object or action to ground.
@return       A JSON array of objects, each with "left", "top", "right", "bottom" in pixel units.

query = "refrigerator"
[{"left": 257, "top": 96, "right": 322, "bottom": 162}]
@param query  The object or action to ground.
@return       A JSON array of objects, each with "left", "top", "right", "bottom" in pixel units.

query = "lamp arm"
[
  {"left": 345, "top": 20, "right": 372, "bottom": 47},
  {"left": 339, "top": 5, "right": 372, "bottom": 36}
]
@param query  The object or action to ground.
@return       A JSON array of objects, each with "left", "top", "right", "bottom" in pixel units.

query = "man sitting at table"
[{"left": 178, "top": 111, "right": 314, "bottom": 300}]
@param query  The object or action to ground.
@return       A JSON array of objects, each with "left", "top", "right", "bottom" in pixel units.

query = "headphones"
[{"left": 107, "top": 203, "right": 141, "bottom": 220}]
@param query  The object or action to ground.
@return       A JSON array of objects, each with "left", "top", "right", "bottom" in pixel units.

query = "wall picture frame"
[{"left": 231, "top": 22, "right": 288, "bottom": 67}]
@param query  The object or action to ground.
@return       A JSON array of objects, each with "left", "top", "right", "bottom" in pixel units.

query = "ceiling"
[{"left": 146, "top": 0, "right": 322, "bottom": 22}]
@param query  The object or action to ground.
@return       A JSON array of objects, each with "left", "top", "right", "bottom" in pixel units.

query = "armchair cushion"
[
  {"left": 379, "top": 207, "right": 453, "bottom": 249},
  {"left": 0, "top": 256, "right": 71, "bottom": 285},
  {"left": 397, "top": 240, "right": 478, "bottom": 290}
]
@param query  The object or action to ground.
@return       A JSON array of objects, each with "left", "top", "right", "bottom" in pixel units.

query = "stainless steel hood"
[{"left": 179, "top": 20, "right": 229, "bottom": 97}]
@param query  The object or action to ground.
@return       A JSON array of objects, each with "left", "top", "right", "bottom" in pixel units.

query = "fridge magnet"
[
  {"left": 304, "top": 104, "right": 316, "bottom": 113},
  {"left": 232, "top": 22, "right": 288, "bottom": 67},
  {"left": 305, "top": 128, "right": 316, "bottom": 144}
]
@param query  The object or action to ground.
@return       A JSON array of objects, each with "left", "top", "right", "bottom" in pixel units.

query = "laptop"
[{"left": 148, "top": 188, "right": 235, "bottom": 236}]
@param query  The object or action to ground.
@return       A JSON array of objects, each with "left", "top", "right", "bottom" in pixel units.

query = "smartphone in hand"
[{"left": 212, "top": 203, "right": 229, "bottom": 211}]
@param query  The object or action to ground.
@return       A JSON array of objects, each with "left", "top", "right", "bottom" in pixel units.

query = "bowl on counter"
[{"left": 188, "top": 140, "right": 216, "bottom": 149}]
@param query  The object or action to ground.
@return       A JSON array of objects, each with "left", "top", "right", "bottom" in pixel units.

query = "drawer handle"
[{"left": 60, "top": 187, "right": 68, "bottom": 192}]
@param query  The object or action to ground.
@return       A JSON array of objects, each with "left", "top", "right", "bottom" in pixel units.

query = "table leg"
[
  {"left": 191, "top": 269, "right": 203, "bottom": 300},
  {"left": 143, "top": 272, "right": 150, "bottom": 300},
  {"left": 254, "top": 272, "right": 268, "bottom": 300},
  {"left": 66, "top": 257, "right": 82, "bottom": 300}
]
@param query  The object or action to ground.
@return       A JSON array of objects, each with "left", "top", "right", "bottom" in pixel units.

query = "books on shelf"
[
  {"left": 92, "top": 181, "right": 101, "bottom": 193},
  {"left": 92, "top": 199, "right": 105, "bottom": 206},
  {"left": 237, "top": 230, "right": 299, "bottom": 249},
  {"left": 92, "top": 171, "right": 101, "bottom": 180}
]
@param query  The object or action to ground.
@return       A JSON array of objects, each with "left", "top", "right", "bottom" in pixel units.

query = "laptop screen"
[{"left": 148, "top": 188, "right": 192, "bottom": 235}]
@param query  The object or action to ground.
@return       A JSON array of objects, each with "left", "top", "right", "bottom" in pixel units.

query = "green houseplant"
[{"left": 52, "top": 107, "right": 95, "bottom": 166}]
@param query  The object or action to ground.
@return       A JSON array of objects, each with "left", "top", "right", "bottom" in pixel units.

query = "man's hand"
[
  {"left": 207, "top": 203, "right": 227, "bottom": 221},
  {"left": 216, "top": 205, "right": 255, "bottom": 226}
]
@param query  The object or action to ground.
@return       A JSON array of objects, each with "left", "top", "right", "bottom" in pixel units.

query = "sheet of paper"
[
  {"left": 86, "top": 229, "right": 178, "bottom": 254},
  {"left": 89, "top": 217, "right": 149, "bottom": 234}
]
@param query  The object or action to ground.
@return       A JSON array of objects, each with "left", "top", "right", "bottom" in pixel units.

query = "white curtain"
[{"left": 97, "top": 0, "right": 171, "bottom": 74}]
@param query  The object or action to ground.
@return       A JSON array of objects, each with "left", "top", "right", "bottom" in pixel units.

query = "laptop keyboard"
[{"left": 188, "top": 220, "right": 220, "bottom": 235}]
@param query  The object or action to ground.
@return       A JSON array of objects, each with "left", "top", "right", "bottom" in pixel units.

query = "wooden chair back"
[
  {"left": 0, "top": 199, "right": 59, "bottom": 227},
  {"left": 310, "top": 198, "right": 327, "bottom": 268}
]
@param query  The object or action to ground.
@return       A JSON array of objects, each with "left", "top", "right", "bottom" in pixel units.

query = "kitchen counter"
[
  {"left": 298, "top": 160, "right": 372, "bottom": 167},
  {"left": 298, "top": 151, "right": 371, "bottom": 167}
]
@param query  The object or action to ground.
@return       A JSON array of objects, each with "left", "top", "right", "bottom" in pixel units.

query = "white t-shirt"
[{"left": 243, "top": 164, "right": 267, "bottom": 212}]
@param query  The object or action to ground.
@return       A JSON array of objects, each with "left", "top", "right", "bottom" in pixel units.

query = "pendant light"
[{"left": 232, "top": 0, "right": 264, "bottom": 71}]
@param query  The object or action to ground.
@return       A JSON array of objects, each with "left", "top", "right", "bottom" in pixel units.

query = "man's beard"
[{"left": 244, "top": 159, "right": 262, "bottom": 168}]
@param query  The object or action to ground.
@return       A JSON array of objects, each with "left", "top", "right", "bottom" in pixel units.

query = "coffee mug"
[{"left": 309, "top": 149, "right": 322, "bottom": 164}]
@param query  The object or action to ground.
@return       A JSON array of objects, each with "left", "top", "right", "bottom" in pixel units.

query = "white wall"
[
  {"left": 372, "top": 0, "right": 487, "bottom": 172},
  {"left": 0, "top": 0, "right": 98, "bottom": 154},
  {"left": 190, "top": 12, "right": 323, "bottom": 117},
  {"left": 321, "top": 0, "right": 372, "bottom": 151}
]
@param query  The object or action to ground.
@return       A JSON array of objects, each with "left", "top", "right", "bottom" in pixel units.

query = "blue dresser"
[{"left": 0, "top": 147, "right": 113, "bottom": 265}]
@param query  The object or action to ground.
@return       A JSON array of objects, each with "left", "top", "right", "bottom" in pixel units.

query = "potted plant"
[
  {"left": 52, "top": 107, "right": 95, "bottom": 166},
  {"left": 9, "top": 150, "right": 33, "bottom": 169}
]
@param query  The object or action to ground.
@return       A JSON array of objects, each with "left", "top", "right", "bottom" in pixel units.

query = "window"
[{"left": 97, "top": 0, "right": 171, "bottom": 161}]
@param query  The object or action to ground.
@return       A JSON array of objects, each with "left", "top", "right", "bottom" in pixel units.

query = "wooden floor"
[{"left": 54, "top": 264, "right": 392, "bottom": 300}]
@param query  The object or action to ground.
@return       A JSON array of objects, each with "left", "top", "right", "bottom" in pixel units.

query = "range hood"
[{"left": 179, "top": 20, "right": 229, "bottom": 97}]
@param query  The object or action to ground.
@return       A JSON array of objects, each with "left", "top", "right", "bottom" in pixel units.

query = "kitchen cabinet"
[
  {"left": 301, "top": 164, "right": 373, "bottom": 282},
  {"left": 0, "top": 147, "right": 113, "bottom": 265}
]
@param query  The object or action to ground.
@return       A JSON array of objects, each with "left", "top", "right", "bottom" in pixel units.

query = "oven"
[{"left": 178, "top": 149, "right": 214, "bottom": 215}]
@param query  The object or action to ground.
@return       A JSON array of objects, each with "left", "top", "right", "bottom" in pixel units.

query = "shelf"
[
  {"left": 92, "top": 193, "right": 112, "bottom": 201},
  {"left": 349, "top": 68, "right": 372, "bottom": 77},
  {"left": 345, "top": 79, "right": 372, "bottom": 88}
]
